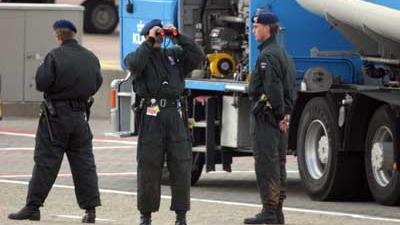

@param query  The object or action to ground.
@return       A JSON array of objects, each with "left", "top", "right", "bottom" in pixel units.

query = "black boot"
[
  {"left": 276, "top": 202, "right": 285, "bottom": 224},
  {"left": 243, "top": 208, "right": 278, "bottom": 224},
  {"left": 8, "top": 206, "right": 40, "bottom": 221},
  {"left": 175, "top": 218, "right": 187, "bottom": 225},
  {"left": 82, "top": 208, "right": 96, "bottom": 223},
  {"left": 175, "top": 210, "right": 187, "bottom": 225},
  {"left": 140, "top": 212, "right": 151, "bottom": 225}
]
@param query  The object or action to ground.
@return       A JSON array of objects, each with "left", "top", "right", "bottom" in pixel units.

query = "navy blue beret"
[
  {"left": 253, "top": 13, "right": 279, "bottom": 25},
  {"left": 53, "top": 19, "right": 77, "bottom": 33},
  {"left": 140, "top": 19, "right": 163, "bottom": 35}
]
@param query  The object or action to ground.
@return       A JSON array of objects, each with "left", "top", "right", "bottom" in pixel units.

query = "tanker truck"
[
  {"left": 0, "top": 0, "right": 119, "bottom": 33},
  {"left": 110, "top": 0, "right": 400, "bottom": 206}
]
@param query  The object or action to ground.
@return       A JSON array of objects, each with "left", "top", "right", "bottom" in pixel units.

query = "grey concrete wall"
[{"left": 1, "top": 69, "right": 126, "bottom": 119}]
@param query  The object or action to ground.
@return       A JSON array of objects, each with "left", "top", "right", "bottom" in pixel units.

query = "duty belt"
[
  {"left": 143, "top": 98, "right": 180, "bottom": 108},
  {"left": 52, "top": 99, "right": 87, "bottom": 111}
]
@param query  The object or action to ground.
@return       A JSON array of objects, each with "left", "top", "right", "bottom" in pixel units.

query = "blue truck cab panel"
[
  {"left": 365, "top": 0, "right": 400, "bottom": 10},
  {"left": 119, "top": 0, "right": 178, "bottom": 70}
]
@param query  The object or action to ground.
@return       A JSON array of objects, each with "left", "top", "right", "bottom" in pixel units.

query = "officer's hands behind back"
[{"left": 279, "top": 114, "right": 290, "bottom": 134}]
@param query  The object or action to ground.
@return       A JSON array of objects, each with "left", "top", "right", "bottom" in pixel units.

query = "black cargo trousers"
[
  {"left": 26, "top": 101, "right": 101, "bottom": 209},
  {"left": 250, "top": 109, "right": 286, "bottom": 209},
  {"left": 137, "top": 104, "right": 192, "bottom": 213}
]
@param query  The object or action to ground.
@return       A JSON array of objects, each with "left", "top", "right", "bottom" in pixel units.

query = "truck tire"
[
  {"left": 161, "top": 152, "right": 205, "bottom": 186},
  {"left": 83, "top": 0, "right": 118, "bottom": 34},
  {"left": 365, "top": 105, "right": 400, "bottom": 205},
  {"left": 297, "top": 97, "right": 366, "bottom": 201}
]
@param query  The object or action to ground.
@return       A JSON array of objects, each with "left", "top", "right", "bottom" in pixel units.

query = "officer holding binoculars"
[{"left": 124, "top": 19, "right": 204, "bottom": 225}]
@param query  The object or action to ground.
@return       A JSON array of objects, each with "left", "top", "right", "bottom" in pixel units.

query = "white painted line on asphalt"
[
  {"left": 0, "top": 147, "right": 33, "bottom": 151},
  {"left": 0, "top": 172, "right": 137, "bottom": 178},
  {"left": 94, "top": 146, "right": 136, "bottom": 150},
  {"left": 210, "top": 170, "right": 299, "bottom": 174},
  {"left": 92, "top": 139, "right": 137, "bottom": 145},
  {"left": 55, "top": 214, "right": 115, "bottom": 223},
  {"left": 0, "top": 146, "right": 134, "bottom": 151},
  {"left": 0, "top": 131, "right": 35, "bottom": 138},
  {"left": 0, "top": 174, "right": 39, "bottom": 178},
  {"left": 0, "top": 178, "right": 74, "bottom": 189},
  {"left": 0, "top": 178, "right": 399, "bottom": 223},
  {"left": 0, "top": 131, "right": 137, "bottom": 145},
  {"left": 0, "top": 170, "right": 300, "bottom": 178},
  {"left": 187, "top": 198, "right": 400, "bottom": 223}
]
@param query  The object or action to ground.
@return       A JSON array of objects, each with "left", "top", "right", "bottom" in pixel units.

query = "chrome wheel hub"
[
  {"left": 370, "top": 126, "right": 394, "bottom": 187},
  {"left": 305, "top": 120, "right": 330, "bottom": 180}
]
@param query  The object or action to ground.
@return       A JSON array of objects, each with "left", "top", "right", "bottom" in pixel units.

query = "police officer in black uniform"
[
  {"left": 244, "top": 13, "right": 295, "bottom": 224},
  {"left": 8, "top": 19, "right": 102, "bottom": 223},
  {"left": 124, "top": 19, "right": 204, "bottom": 225}
]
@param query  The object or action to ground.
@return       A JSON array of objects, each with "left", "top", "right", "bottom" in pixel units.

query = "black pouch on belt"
[{"left": 251, "top": 100, "right": 278, "bottom": 128}]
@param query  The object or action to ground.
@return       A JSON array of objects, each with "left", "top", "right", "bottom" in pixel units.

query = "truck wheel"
[
  {"left": 161, "top": 152, "right": 205, "bottom": 186},
  {"left": 297, "top": 97, "right": 366, "bottom": 201},
  {"left": 83, "top": 0, "right": 118, "bottom": 34},
  {"left": 365, "top": 105, "right": 400, "bottom": 205}
]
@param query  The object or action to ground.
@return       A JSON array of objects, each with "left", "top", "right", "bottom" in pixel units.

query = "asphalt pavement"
[{"left": 0, "top": 117, "right": 399, "bottom": 225}]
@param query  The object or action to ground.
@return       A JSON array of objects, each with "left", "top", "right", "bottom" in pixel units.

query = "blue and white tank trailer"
[{"left": 110, "top": 0, "right": 400, "bottom": 206}]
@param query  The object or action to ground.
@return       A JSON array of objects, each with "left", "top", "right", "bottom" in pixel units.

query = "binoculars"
[{"left": 156, "top": 28, "right": 178, "bottom": 37}]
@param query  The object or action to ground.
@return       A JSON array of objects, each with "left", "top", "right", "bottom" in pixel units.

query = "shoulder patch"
[{"left": 259, "top": 61, "right": 268, "bottom": 70}]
